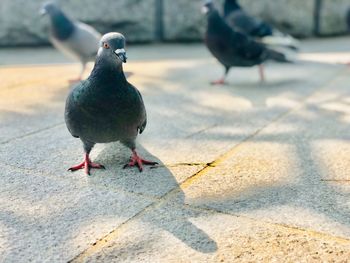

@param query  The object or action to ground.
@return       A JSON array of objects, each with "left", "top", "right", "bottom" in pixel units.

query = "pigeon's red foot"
[
  {"left": 123, "top": 150, "right": 158, "bottom": 172},
  {"left": 258, "top": 65, "right": 266, "bottom": 83},
  {"left": 68, "top": 154, "right": 105, "bottom": 175},
  {"left": 210, "top": 78, "right": 226, "bottom": 85}
]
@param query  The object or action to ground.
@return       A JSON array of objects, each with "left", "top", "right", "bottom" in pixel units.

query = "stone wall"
[
  {"left": 320, "top": 0, "right": 349, "bottom": 35},
  {"left": 0, "top": 0, "right": 348, "bottom": 46}
]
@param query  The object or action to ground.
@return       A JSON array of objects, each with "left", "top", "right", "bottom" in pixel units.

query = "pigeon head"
[
  {"left": 98, "top": 33, "right": 127, "bottom": 64},
  {"left": 40, "top": 1, "right": 75, "bottom": 40},
  {"left": 40, "top": 2, "right": 60, "bottom": 16},
  {"left": 202, "top": 0, "right": 215, "bottom": 15}
]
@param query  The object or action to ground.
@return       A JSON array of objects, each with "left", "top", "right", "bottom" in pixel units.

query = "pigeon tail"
[
  {"left": 260, "top": 30, "right": 300, "bottom": 51},
  {"left": 266, "top": 49, "right": 292, "bottom": 63}
]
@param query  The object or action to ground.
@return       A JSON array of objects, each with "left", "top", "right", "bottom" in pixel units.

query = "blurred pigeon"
[
  {"left": 203, "top": 0, "right": 291, "bottom": 85},
  {"left": 347, "top": 7, "right": 350, "bottom": 31},
  {"left": 65, "top": 33, "right": 157, "bottom": 175},
  {"left": 41, "top": 2, "right": 101, "bottom": 82},
  {"left": 223, "top": 0, "right": 299, "bottom": 51}
]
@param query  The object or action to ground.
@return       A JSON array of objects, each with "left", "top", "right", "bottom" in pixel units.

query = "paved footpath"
[{"left": 0, "top": 37, "right": 350, "bottom": 262}]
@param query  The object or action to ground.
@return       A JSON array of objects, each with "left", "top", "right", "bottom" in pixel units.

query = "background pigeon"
[
  {"left": 223, "top": 0, "right": 299, "bottom": 51},
  {"left": 65, "top": 32, "right": 157, "bottom": 175},
  {"left": 41, "top": 2, "right": 101, "bottom": 82},
  {"left": 203, "top": 0, "right": 291, "bottom": 85},
  {"left": 347, "top": 7, "right": 350, "bottom": 32}
]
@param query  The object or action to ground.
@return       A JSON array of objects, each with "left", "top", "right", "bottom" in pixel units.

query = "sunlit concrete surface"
[{"left": 0, "top": 36, "right": 350, "bottom": 262}]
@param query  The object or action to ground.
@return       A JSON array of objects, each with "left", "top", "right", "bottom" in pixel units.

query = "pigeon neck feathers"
[
  {"left": 90, "top": 55, "right": 127, "bottom": 86},
  {"left": 207, "top": 9, "right": 234, "bottom": 36},
  {"left": 49, "top": 10, "right": 75, "bottom": 40},
  {"left": 224, "top": 0, "right": 241, "bottom": 17}
]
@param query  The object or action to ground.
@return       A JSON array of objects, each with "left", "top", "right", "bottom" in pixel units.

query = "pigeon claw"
[
  {"left": 68, "top": 154, "right": 105, "bottom": 175},
  {"left": 123, "top": 150, "right": 158, "bottom": 172}
]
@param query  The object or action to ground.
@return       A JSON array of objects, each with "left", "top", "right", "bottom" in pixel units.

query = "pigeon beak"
[
  {"left": 39, "top": 8, "right": 47, "bottom": 16},
  {"left": 114, "top": 48, "right": 127, "bottom": 63},
  {"left": 201, "top": 6, "right": 209, "bottom": 14}
]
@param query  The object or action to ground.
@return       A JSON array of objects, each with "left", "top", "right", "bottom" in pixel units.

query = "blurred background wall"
[{"left": 0, "top": 0, "right": 348, "bottom": 47}]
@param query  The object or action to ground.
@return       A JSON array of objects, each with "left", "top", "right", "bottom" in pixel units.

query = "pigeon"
[
  {"left": 65, "top": 32, "right": 157, "bottom": 175},
  {"left": 41, "top": 2, "right": 101, "bottom": 82},
  {"left": 202, "top": 0, "right": 291, "bottom": 85},
  {"left": 347, "top": 7, "right": 350, "bottom": 31},
  {"left": 223, "top": 0, "right": 299, "bottom": 51}
]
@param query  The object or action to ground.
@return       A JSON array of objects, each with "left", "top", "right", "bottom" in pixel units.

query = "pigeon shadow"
[{"left": 87, "top": 142, "right": 218, "bottom": 254}]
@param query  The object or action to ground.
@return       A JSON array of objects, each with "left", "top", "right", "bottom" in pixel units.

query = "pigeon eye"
[{"left": 103, "top": 43, "right": 110, "bottom": 49}]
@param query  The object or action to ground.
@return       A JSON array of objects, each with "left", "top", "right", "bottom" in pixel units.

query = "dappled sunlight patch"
[
  {"left": 196, "top": 91, "right": 253, "bottom": 112},
  {"left": 125, "top": 59, "right": 208, "bottom": 80},
  {"left": 266, "top": 96, "right": 300, "bottom": 109},
  {"left": 0, "top": 222, "right": 10, "bottom": 259},
  {"left": 182, "top": 142, "right": 298, "bottom": 204},
  {"left": 259, "top": 122, "right": 298, "bottom": 135},
  {"left": 312, "top": 140, "right": 350, "bottom": 182},
  {"left": 319, "top": 101, "right": 350, "bottom": 123},
  {"left": 299, "top": 52, "right": 350, "bottom": 64},
  {"left": 0, "top": 65, "right": 78, "bottom": 115}
]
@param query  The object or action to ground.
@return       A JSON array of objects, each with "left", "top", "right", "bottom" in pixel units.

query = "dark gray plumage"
[
  {"left": 65, "top": 32, "right": 157, "bottom": 175},
  {"left": 203, "top": 0, "right": 291, "bottom": 84},
  {"left": 223, "top": 0, "right": 299, "bottom": 51},
  {"left": 347, "top": 7, "right": 350, "bottom": 31},
  {"left": 41, "top": 2, "right": 101, "bottom": 82}
]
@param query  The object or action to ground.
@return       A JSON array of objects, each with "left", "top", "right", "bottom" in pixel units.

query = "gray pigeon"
[
  {"left": 223, "top": 0, "right": 300, "bottom": 51},
  {"left": 65, "top": 32, "right": 157, "bottom": 175},
  {"left": 347, "top": 7, "right": 350, "bottom": 31},
  {"left": 41, "top": 2, "right": 101, "bottom": 82},
  {"left": 203, "top": 0, "right": 291, "bottom": 85}
]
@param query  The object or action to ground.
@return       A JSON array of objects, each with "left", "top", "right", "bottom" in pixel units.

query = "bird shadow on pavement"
[{"left": 88, "top": 142, "right": 218, "bottom": 254}]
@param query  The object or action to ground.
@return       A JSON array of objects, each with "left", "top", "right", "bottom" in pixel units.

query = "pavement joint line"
[
  {"left": 150, "top": 162, "right": 207, "bottom": 169},
  {"left": 68, "top": 192, "right": 177, "bottom": 263},
  {"left": 321, "top": 179, "right": 350, "bottom": 182},
  {"left": 179, "top": 202, "right": 350, "bottom": 245},
  {"left": 68, "top": 67, "right": 348, "bottom": 262},
  {"left": 0, "top": 122, "right": 65, "bottom": 145}
]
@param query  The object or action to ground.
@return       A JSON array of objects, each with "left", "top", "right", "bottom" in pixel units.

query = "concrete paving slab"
[
  {"left": 1, "top": 37, "right": 350, "bottom": 262},
  {"left": 0, "top": 65, "right": 76, "bottom": 143},
  {"left": 0, "top": 124, "right": 205, "bottom": 198},
  {"left": 0, "top": 58, "right": 341, "bottom": 198},
  {"left": 0, "top": 165, "right": 154, "bottom": 263},
  {"left": 169, "top": 69, "right": 350, "bottom": 240},
  {"left": 80, "top": 202, "right": 350, "bottom": 263}
]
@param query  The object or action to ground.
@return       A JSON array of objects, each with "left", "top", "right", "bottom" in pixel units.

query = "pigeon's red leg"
[
  {"left": 68, "top": 153, "right": 105, "bottom": 175},
  {"left": 69, "top": 63, "right": 86, "bottom": 84},
  {"left": 259, "top": 65, "right": 265, "bottom": 83},
  {"left": 211, "top": 67, "right": 230, "bottom": 85},
  {"left": 210, "top": 78, "right": 226, "bottom": 85},
  {"left": 123, "top": 150, "right": 158, "bottom": 172}
]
